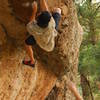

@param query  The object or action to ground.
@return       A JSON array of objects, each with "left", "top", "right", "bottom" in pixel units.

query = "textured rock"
[
  {"left": 0, "top": 0, "right": 82, "bottom": 100},
  {"left": 0, "top": 44, "right": 56, "bottom": 100},
  {"left": 0, "top": 0, "right": 26, "bottom": 40},
  {"left": 0, "top": 25, "right": 7, "bottom": 45},
  {"left": 61, "top": 5, "right": 68, "bottom": 16}
]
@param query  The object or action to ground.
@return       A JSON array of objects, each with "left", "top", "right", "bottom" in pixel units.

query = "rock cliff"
[{"left": 0, "top": 0, "right": 82, "bottom": 100}]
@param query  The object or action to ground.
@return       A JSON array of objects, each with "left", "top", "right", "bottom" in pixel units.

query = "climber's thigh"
[
  {"left": 25, "top": 35, "right": 36, "bottom": 46},
  {"left": 52, "top": 12, "right": 61, "bottom": 30}
]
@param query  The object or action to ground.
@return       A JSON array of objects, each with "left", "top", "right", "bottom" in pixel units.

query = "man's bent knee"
[{"left": 25, "top": 35, "right": 36, "bottom": 46}]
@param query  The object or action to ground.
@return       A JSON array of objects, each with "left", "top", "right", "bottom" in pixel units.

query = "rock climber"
[
  {"left": 23, "top": 0, "right": 61, "bottom": 67},
  {"left": 22, "top": 0, "right": 83, "bottom": 100}
]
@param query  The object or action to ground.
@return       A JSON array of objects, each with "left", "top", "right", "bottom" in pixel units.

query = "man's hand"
[{"left": 32, "top": 1, "right": 37, "bottom": 10}]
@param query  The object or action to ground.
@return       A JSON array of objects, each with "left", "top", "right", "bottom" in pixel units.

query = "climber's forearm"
[
  {"left": 40, "top": 0, "right": 49, "bottom": 12},
  {"left": 30, "top": 12, "right": 36, "bottom": 21},
  {"left": 30, "top": 1, "right": 37, "bottom": 21}
]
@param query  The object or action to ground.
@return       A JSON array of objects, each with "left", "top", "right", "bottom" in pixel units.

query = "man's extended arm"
[
  {"left": 30, "top": 1, "right": 37, "bottom": 21},
  {"left": 39, "top": 0, "right": 49, "bottom": 12}
]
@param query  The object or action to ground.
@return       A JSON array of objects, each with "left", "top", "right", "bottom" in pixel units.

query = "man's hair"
[{"left": 36, "top": 11, "right": 51, "bottom": 28}]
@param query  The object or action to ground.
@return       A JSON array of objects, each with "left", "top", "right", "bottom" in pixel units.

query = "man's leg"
[
  {"left": 52, "top": 8, "right": 61, "bottom": 30},
  {"left": 24, "top": 35, "right": 36, "bottom": 66},
  {"left": 25, "top": 45, "right": 35, "bottom": 64}
]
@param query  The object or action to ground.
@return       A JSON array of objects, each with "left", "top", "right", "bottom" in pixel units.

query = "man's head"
[{"left": 36, "top": 11, "right": 51, "bottom": 28}]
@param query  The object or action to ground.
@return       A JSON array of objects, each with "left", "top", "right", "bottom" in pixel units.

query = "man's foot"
[{"left": 22, "top": 60, "right": 36, "bottom": 67}]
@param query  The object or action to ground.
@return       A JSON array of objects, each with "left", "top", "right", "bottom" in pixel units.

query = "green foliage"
[
  {"left": 76, "top": 0, "right": 100, "bottom": 76},
  {"left": 76, "top": 0, "right": 100, "bottom": 99},
  {"left": 76, "top": 0, "right": 100, "bottom": 42},
  {"left": 79, "top": 42, "right": 100, "bottom": 76}
]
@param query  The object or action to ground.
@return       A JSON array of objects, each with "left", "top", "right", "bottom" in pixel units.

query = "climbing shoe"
[{"left": 22, "top": 60, "right": 36, "bottom": 67}]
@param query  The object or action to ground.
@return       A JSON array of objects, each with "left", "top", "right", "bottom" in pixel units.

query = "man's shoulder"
[
  {"left": 26, "top": 17, "right": 56, "bottom": 35},
  {"left": 27, "top": 20, "right": 41, "bottom": 33},
  {"left": 27, "top": 20, "right": 37, "bottom": 28}
]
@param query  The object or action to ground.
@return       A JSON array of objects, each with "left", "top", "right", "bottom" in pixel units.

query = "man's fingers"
[
  {"left": 32, "top": 1, "right": 37, "bottom": 7},
  {"left": 22, "top": 2, "right": 30, "bottom": 7}
]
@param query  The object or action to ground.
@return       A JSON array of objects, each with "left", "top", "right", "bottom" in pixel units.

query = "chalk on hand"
[{"left": 22, "top": 2, "right": 30, "bottom": 7}]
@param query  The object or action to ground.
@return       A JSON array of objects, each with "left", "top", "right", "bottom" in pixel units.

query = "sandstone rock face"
[
  {"left": 0, "top": 43, "right": 57, "bottom": 100},
  {"left": 0, "top": 25, "right": 7, "bottom": 46},
  {"left": 0, "top": 0, "right": 82, "bottom": 100}
]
